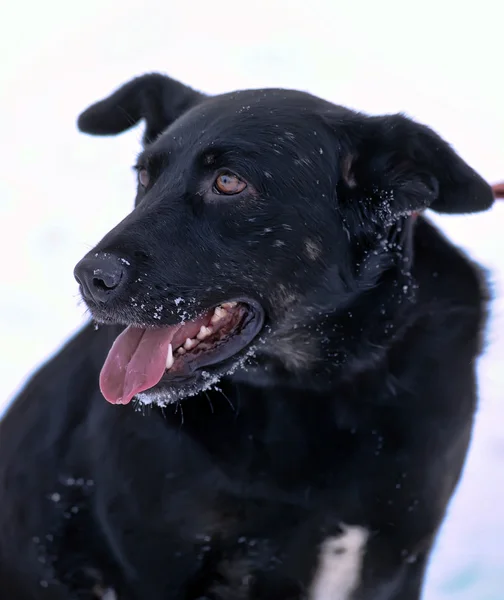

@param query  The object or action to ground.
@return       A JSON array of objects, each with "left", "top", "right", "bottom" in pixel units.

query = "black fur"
[{"left": 0, "top": 72, "right": 495, "bottom": 599}]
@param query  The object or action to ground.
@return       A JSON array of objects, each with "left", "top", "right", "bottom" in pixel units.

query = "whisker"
[
  {"left": 219, "top": 388, "right": 235, "bottom": 413},
  {"left": 205, "top": 392, "right": 214, "bottom": 414}
]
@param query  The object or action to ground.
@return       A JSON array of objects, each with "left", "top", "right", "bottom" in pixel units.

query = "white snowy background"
[{"left": 1, "top": 1, "right": 503, "bottom": 597}]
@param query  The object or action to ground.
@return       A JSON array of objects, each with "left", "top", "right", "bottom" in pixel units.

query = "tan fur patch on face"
[
  {"left": 273, "top": 283, "right": 300, "bottom": 311},
  {"left": 267, "top": 284, "right": 321, "bottom": 370},
  {"left": 341, "top": 154, "right": 357, "bottom": 188},
  {"left": 304, "top": 238, "right": 322, "bottom": 261},
  {"left": 269, "top": 331, "right": 318, "bottom": 371},
  {"left": 309, "top": 524, "right": 369, "bottom": 600}
]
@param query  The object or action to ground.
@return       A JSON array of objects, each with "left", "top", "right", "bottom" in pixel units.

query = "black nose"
[{"left": 74, "top": 253, "right": 127, "bottom": 305}]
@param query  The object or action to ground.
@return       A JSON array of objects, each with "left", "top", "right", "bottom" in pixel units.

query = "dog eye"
[
  {"left": 138, "top": 168, "right": 150, "bottom": 188},
  {"left": 213, "top": 173, "right": 247, "bottom": 195}
]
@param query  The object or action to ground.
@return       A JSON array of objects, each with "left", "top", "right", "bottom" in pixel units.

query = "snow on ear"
[{"left": 77, "top": 72, "right": 206, "bottom": 145}]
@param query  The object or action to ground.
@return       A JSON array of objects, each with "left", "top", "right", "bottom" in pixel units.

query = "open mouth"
[{"left": 99, "top": 300, "right": 264, "bottom": 405}]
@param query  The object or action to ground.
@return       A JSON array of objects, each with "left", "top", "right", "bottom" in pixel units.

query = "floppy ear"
[
  {"left": 334, "top": 113, "right": 494, "bottom": 216},
  {"left": 77, "top": 73, "right": 206, "bottom": 145}
]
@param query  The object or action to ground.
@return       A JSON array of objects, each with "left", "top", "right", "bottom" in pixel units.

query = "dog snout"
[{"left": 74, "top": 253, "right": 128, "bottom": 305}]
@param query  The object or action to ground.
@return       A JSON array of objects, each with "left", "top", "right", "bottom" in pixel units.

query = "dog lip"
[
  {"left": 176, "top": 298, "right": 264, "bottom": 371},
  {"left": 190, "top": 299, "right": 264, "bottom": 370},
  {"left": 159, "top": 297, "right": 265, "bottom": 381}
]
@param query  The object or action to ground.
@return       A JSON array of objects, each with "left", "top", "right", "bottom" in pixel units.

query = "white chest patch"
[{"left": 309, "top": 524, "right": 369, "bottom": 600}]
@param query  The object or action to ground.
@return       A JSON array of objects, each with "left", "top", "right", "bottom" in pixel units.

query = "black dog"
[{"left": 0, "top": 73, "right": 495, "bottom": 600}]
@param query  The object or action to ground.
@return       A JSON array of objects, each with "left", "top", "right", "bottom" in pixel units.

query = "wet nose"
[{"left": 74, "top": 253, "right": 127, "bottom": 305}]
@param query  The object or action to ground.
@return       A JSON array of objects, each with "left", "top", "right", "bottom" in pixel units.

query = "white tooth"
[
  {"left": 197, "top": 325, "right": 213, "bottom": 340},
  {"left": 211, "top": 307, "right": 227, "bottom": 323},
  {"left": 184, "top": 337, "right": 199, "bottom": 350},
  {"left": 177, "top": 347, "right": 186, "bottom": 355},
  {"left": 221, "top": 302, "right": 237, "bottom": 309},
  {"left": 165, "top": 344, "right": 174, "bottom": 369}
]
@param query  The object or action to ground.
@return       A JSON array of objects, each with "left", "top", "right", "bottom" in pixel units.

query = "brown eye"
[
  {"left": 213, "top": 173, "right": 247, "bottom": 195},
  {"left": 138, "top": 168, "right": 150, "bottom": 188}
]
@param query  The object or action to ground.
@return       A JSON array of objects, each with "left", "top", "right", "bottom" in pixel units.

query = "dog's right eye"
[
  {"left": 138, "top": 168, "right": 150, "bottom": 188},
  {"left": 213, "top": 172, "right": 247, "bottom": 195}
]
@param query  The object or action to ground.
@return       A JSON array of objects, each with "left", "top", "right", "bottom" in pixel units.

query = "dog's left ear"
[
  {"left": 77, "top": 73, "right": 206, "bottom": 145},
  {"left": 333, "top": 113, "right": 494, "bottom": 215}
]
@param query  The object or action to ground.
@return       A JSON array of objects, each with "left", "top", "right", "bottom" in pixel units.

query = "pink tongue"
[{"left": 100, "top": 325, "right": 179, "bottom": 405}]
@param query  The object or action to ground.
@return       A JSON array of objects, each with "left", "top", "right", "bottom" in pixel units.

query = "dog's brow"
[
  {"left": 135, "top": 149, "right": 168, "bottom": 169},
  {"left": 200, "top": 140, "right": 262, "bottom": 159}
]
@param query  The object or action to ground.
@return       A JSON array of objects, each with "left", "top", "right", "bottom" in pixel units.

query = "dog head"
[{"left": 74, "top": 73, "right": 494, "bottom": 406}]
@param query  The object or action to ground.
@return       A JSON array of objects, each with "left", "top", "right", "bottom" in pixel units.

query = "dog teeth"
[
  {"left": 211, "top": 306, "right": 227, "bottom": 324},
  {"left": 169, "top": 303, "right": 237, "bottom": 359},
  {"left": 221, "top": 302, "right": 237, "bottom": 309},
  {"left": 197, "top": 325, "right": 213, "bottom": 340},
  {"left": 184, "top": 337, "right": 199, "bottom": 350},
  {"left": 165, "top": 344, "right": 174, "bottom": 369}
]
